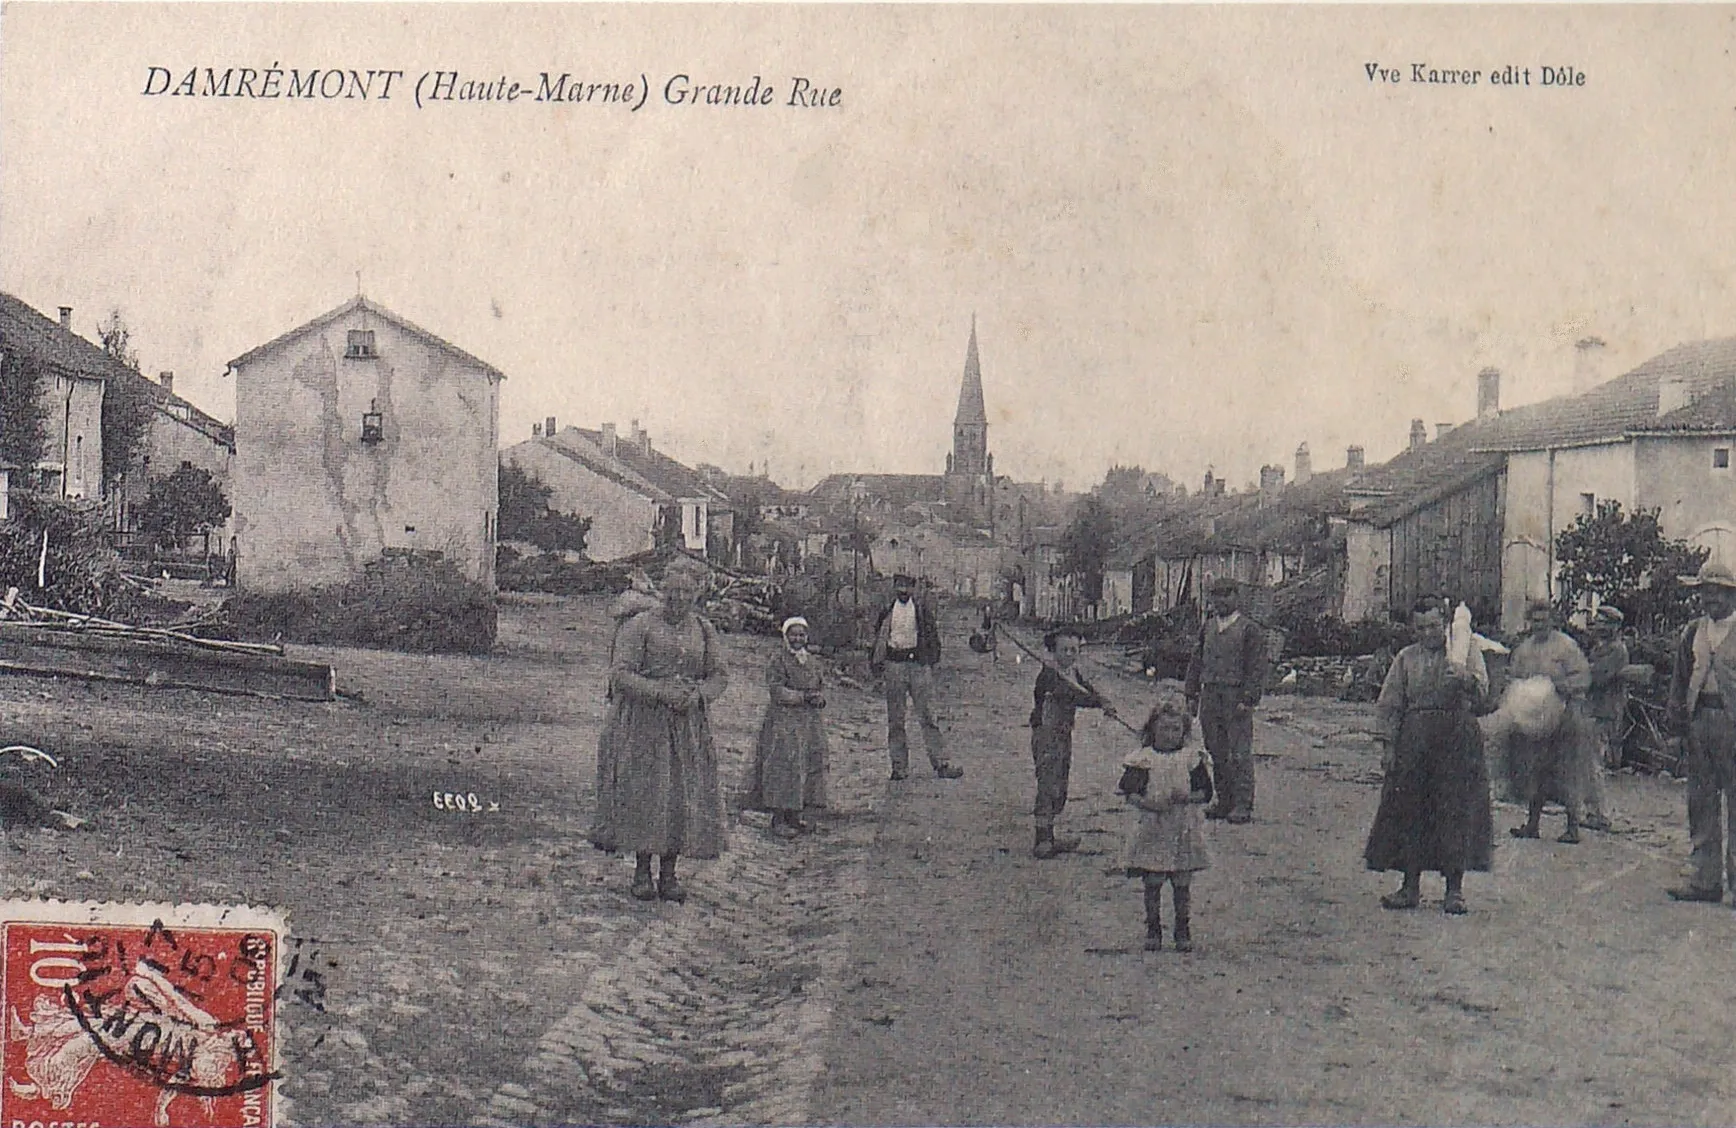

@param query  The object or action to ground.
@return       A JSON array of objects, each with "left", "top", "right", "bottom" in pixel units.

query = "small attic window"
[
  {"left": 345, "top": 330, "right": 377, "bottom": 359},
  {"left": 1715, "top": 448, "right": 1730, "bottom": 470}
]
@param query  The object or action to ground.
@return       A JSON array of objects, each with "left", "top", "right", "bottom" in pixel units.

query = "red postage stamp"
[{"left": 1, "top": 901, "right": 287, "bottom": 1128}]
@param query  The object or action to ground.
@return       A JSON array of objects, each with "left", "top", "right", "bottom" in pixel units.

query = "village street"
[{"left": 3, "top": 598, "right": 1736, "bottom": 1126}]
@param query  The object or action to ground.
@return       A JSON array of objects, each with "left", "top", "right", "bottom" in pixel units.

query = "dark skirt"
[{"left": 1365, "top": 707, "right": 1495, "bottom": 875}]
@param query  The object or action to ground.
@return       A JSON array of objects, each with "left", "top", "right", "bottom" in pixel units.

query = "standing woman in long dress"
[
  {"left": 742, "top": 616, "right": 830, "bottom": 838},
  {"left": 1364, "top": 597, "right": 1496, "bottom": 914},
  {"left": 590, "top": 555, "right": 729, "bottom": 902}
]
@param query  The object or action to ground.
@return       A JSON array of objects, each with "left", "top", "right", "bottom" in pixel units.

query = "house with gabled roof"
[
  {"left": 501, "top": 418, "right": 732, "bottom": 562},
  {"left": 1337, "top": 342, "right": 1736, "bottom": 632},
  {"left": 0, "top": 295, "right": 113, "bottom": 511},
  {"left": 227, "top": 296, "right": 503, "bottom": 592},
  {"left": 1466, "top": 337, "right": 1736, "bottom": 630},
  {"left": 114, "top": 368, "right": 236, "bottom": 544}
]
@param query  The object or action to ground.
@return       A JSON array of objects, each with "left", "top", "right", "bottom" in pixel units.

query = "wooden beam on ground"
[{"left": 0, "top": 623, "right": 335, "bottom": 701}]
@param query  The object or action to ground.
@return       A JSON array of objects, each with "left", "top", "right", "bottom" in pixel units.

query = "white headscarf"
[{"left": 782, "top": 616, "right": 811, "bottom": 662}]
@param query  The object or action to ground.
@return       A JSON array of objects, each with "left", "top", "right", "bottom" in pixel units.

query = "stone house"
[
  {"left": 0, "top": 295, "right": 110, "bottom": 514},
  {"left": 114, "top": 369, "right": 236, "bottom": 546},
  {"left": 500, "top": 419, "right": 732, "bottom": 562},
  {"left": 227, "top": 297, "right": 503, "bottom": 592}
]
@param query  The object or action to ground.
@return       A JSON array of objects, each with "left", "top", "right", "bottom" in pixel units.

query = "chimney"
[
  {"left": 532, "top": 422, "right": 542, "bottom": 438},
  {"left": 1294, "top": 442, "right": 1313, "bottom": 485},
  {"left": 1659, "top": 376, "right": 1693, "bottom": 418},
  {"left": 545, "top": 416, "right": 556, "bottom": 438},
  {"left": 1574, "top": 337, "right": 1607, "bottom": 393},
  {"left": 158, "top": 371, "right": 174, "bottom": 397},
  {"left": 1346, "top": 445, "right": 1365, "bottom": 470},
  {"left": 1477, "top": 367, "right": 1501, "bottom": 420},
  {"left": 640, "top": 426, "right": 652, "bottom": 457},
  {"left": 1436, "top": 422, "right": 1453, "bottom": 440},
  {"left": 601, "top": 422, "right": 618, "bottom": 457},
  {"left": 58, "top": 307, "right": 72, "bottom": 331},
  {"left": 1409, "top": 419, "right": 1428, "bottom": 449}
]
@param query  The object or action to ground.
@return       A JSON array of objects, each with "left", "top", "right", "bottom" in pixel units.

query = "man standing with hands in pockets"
[
  {"left": 1186, "top": 577, "right": 1269, "bottom": 824},
  {"left": 873, "top": 573, "right": 964, "bottom": 781}
]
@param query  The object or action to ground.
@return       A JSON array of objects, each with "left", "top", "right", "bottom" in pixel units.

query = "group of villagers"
[{"left": 583, "top": 552, "right": 1736, "bottom": 956}]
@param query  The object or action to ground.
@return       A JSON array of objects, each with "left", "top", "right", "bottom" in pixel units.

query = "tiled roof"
[
  {"left": 1344, "top": 418, "right": 1507, "bottom": 528},
  {"left": 0, "top": 293, "right": 126, "bottom": 383},
  {"left": 562, "top": 428, "right": 730, "bottom": 506},
  {"left": 1629, "top": 379, "right": 1736, "bottom": 434},
  {"left": 807, "top": 473, "right": 947, "bottom": 507},
  {"left": 1347, "top": 335, "right": 1736, "bottom": 526},
  {"left": 228, "top": 296, "right": 505, "bottom": 380},
  {"left": 1469, "top": 336, "right": 1736, "bottom": 451}
]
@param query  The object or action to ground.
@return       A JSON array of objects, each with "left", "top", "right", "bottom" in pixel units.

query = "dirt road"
[
  {"left": 3, "top": 597, "right": 1733, "bottom": 1126},
  {"left": 815, "top": 617, "right": 1736, "bottom": 1126}
]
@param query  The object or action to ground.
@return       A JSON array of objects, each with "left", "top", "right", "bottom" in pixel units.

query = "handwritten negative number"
[{"left": 433, "top": 791, "right": 482, "bottom": 812}]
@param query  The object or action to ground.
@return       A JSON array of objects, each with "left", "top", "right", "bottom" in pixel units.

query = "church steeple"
[{"left": 951, "top": 315, "right": 988, "bottom": 476}]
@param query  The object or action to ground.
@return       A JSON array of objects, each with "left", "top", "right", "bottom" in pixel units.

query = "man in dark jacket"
[
  {"left": 872, "top": 574, "right": 963, "bottom": 781},
  {"left": 1185, "top": 578, "right": 1269, "bottom": 823}
]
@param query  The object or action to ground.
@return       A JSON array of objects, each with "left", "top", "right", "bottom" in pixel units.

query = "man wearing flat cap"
[
  {"left": 1185, "top": 577, "right": 1269, "bottom": 823},
  {"left": 872, "top": 573, "right": 963, "bottom": 781},
  {"left": 1665, "top": 560, "right": 1736, "bottom": 902}
]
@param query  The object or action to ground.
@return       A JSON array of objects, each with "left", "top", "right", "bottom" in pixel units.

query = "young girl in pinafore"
[{"left": 1119, "top": 696, "right": 1212, "bottom": 952}]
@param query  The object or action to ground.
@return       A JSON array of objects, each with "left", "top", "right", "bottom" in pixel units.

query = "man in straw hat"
[
  {"left": 1185, "top": 576, "right": 1269, "bottom": 824},
  {"left": 1665, "top": 559, "right": 1736, "bottom": 902}
]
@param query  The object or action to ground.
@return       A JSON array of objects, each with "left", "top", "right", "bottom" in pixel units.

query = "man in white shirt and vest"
[
  {"left": 872, "top": 574, "right": 963, "bottom": 781},
  {"left": 1667, "top": 560, "right": 1736, "bottom": 902}
]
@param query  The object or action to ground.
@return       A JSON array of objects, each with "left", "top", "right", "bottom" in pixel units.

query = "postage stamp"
[{"left": 1, "top": 901, "right": 286, "bottom": 1128}]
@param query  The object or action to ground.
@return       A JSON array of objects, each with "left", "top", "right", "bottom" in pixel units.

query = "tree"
[
  {"left": 1060, "top": 495, "right": 1118, "bottom": 605},
  {"left": 497, "top": 462, "right": 591, "bottom": 554},
  {"left": 138, "top": 465, "right": 230, "bottom": 549},
  {"left": 97, "top": 309, "right": 156, "bottom": 488},
  {"left": 1555, "top": 500, "right": 1709, "bottom": 634},
  {"left": 0, "top": 347, "right": 47, "bottom": 472}
]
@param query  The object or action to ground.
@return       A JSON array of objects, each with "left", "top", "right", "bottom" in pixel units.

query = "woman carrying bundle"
[{"left": 1364, "top": 596, "right": 1496, "bottom": 914}]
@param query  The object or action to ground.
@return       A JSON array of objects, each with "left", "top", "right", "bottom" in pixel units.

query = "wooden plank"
[{"left": 0, "top": 623, "right": 335, "bottom": 701}]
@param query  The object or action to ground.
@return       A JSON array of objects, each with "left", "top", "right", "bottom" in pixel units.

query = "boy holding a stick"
[{"left": 1029, "top": 626, "right": 1118, "bottom": 858}]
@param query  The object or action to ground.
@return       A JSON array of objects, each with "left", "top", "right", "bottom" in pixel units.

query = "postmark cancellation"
[{"left": 1, "top": 901, "right": 287, "bottom": 1128}]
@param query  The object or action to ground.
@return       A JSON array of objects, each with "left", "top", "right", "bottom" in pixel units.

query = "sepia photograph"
[{"left": 3, "top": 3, "right": 1736, "bottom": 1125}]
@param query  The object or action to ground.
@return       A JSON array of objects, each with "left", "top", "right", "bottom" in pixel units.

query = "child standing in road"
[
  {"left": 1119, "top": 697, "right": 1212, "bottom": 952},
  {"left": 1028, "top": 627, "right": 1117, "bottom": 858}
]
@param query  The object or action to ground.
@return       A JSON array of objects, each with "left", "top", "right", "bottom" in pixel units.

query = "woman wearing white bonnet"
[{"left": 742, "top": 615, "right": 830, "bottom": 838}]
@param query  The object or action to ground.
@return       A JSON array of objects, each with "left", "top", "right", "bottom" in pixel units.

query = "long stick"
[{"left": 995, "top": 623, "right": 1142, "bottom": 736}]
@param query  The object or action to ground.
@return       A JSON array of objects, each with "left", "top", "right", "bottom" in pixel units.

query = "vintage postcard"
[{"left": 3, "top": 3, "right": 1736, "bottom": 1126}]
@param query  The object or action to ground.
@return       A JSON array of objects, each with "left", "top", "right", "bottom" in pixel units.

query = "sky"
[{"left": 5, "top": 4, "right": 1736, "bottom": 491}]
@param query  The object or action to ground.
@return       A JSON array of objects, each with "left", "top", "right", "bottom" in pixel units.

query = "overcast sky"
[{"left": 5, "top": 4, "right": 1736, "bottom": 490}]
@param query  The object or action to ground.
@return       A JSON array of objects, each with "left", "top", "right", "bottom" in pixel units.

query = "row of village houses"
[
  {"left": 6, "top": 289, "right": 1736, "bottom": 636},
  {"left": 509, "top": 334, "right": 1736, "bottom": 637}
]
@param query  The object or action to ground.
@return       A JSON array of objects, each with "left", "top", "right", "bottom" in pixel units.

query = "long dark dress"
[
  {"left": 590, "top": 610, "right": 728, "bottom": 858},
  {"left": 1364, "top": 643, "right": 1495, "bottom": 875},
  {"left": 742, "top": 648, "right": 829, "bottom": 813}
]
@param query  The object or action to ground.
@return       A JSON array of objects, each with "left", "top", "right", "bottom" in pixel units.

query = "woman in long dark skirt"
[{"left": 1364, "top": 597, "right": 1496, "bottom": 915}]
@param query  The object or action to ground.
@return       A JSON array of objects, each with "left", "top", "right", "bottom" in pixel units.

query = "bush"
[
  {"left": 1274, "top": 611, "right": 1413, "bottom": 659},
  {"left": 0, "top": 490, "right": 184, "bottom": 622},
  {"left": 1555, "top": 501, "right": 1707, "bottom": 635},
  {"left": 215, "top": 554, "right": 497, "bottom": 654}
]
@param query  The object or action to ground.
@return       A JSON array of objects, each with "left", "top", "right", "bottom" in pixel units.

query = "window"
[
  {"left": 1580, "top": 492, "right": 1596, "bottom": 517},
  {"left": 1715, "top": 448, "right": 1730, "bottom": 469},
  {"left": 345, "top": 329, "right": 377, "bottom": 358}
]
